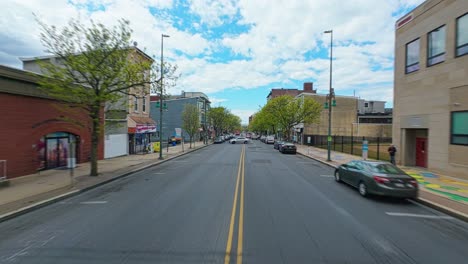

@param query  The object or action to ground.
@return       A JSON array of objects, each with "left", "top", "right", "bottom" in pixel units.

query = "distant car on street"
[
  {"left": 334, "top": 160, "right": 418, "bottom": 199},
  {"left": 273, "top": 140, "right": 284, "bottom": 150},
  {"left": 214, "top": 137, "right": 224, "bottom": 144},
  {"left": 266, "top": 136, "right": 275, "bottom": 144},
  {"left": 279, "top": 143, "right": 296, "bottom": 154},
  {"left": 230, "top": 137, "right": 249, "bottom": 144}
]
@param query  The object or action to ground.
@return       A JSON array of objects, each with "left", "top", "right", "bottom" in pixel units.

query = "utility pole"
[
  {"left": 324, "top": 29, "right": 333, "bottom": 162},
  {"left": 159, "top": 34, "right": 169, "bottom": 160}
]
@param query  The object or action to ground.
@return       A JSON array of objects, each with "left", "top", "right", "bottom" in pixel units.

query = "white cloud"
[
  {"left": 231, "top": 109, "right": 255, "bottom": 125},
  {"left": 209, "top": 97, "right": 228, "bottom": 105},
  {"left": 188, "top": 0, "right": 238, "bottom": 26},
  {"left": 0, "top": 0, "right": 424, "bottom": 107}
]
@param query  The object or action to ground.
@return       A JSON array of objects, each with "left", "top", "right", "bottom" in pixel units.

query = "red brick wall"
[{"left": 0, "top": 93, "right": 104, "bottom": 179}]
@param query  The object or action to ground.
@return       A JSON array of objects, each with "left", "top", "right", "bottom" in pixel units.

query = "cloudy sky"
[{"left": 0, "top": 0, "right": 425, "bottom": 124}]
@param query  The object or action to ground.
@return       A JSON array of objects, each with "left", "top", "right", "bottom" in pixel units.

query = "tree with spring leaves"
[
  {"left": 251, "top": 95, "right": 322, "bottom": 140},
  {"left": 182, "top": 104, "right": 200, "bottom": 149},
  {"left": 35, "top": 18, "right": 176, "bottom": 176}
]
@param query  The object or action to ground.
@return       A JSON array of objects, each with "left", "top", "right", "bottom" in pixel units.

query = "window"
[
  {"left": 405, "top": 38, "right": 420, "bottom": 73},
  {"left": 134, "top": 97, "right": 138, "bottom": 112},
  {"left": 427, "top": 25, "right": 446, "bottom": 66},
  {"left": 456, "top": 13, "right": 468, "bottom": 57},
  {"left": 451, "top": 111, "right": 468, "bottom": 145},
  {"left": 364, "top": 103, "right": 369, "bottom": 108},
  {"left": 142, "top": 97, "right": 146, "bottom": 112}
]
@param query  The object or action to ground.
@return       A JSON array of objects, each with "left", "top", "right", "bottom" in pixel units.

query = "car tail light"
[
  {"left": 373, "top": 176, "right": 390, "bottom": 184},
  {"left": 409, "top": 179, "right": 418, "bottom": 187}
]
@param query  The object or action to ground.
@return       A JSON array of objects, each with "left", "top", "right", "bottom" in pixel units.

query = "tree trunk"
[
  {"left": 190, "top": 136, "right": 192, "bottom": 149},
  {"left": 90, "top": 106, "right": 100, "bottom": 176}
]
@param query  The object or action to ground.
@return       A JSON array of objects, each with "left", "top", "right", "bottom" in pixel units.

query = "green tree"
[
  {"left": 266, "top": 95, "right": 322, "bottom": 140},
  {"left": 182, "top": 104, "right": 200, "bottom": 149},
  {"left": 208, "top": 106, "right": 229, "bottom": 136},
  {"left": 36, "top": 18, "right": 160, "bottom": 176}
]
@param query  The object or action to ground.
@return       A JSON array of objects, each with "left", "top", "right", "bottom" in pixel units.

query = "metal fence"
[{"left": 303, "top": 135, "right": 393, "bottom": 161}]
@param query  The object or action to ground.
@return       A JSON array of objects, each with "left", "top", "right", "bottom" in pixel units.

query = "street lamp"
[
  {"left": 324, "top": 29, "right": 333, "bottom": 161},
  {"left": 159, "top": 33, "right": 170, "bottom": 160}
]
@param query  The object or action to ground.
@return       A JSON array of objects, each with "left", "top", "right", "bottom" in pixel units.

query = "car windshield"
[{"left": 370, "top": 163, "right": 406, "bottom": 174}]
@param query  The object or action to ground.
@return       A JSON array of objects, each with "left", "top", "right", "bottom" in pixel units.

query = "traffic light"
[
  {"left": 163, "top": 102, "right": 167, "bottom": 110},
  {"left": 156, "top": 101, "right": 160, "bottom": 108},
  {"left": 324, "top": 102, "right": 329, "bottom": 109},
  {"left": 332, "top": 99, "right": 337, "bottom": 107}
]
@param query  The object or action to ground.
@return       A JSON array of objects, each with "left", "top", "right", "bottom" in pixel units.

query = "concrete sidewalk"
[
  {"left": 296, "top": 145, "right": 468, "bottom": 221},
  {"left": 0, "top": 141, "right": 207, "bottom": 218}
]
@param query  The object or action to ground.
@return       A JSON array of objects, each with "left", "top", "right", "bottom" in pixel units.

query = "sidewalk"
[
  {"left": 296, "top": 145, "right": 468, "bottom": 220},
  {"left": 0, "top": 142, "right": 207, "bottom": 218}
]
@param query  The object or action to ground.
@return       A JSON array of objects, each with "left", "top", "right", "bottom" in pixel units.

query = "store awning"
[{"left": 128, "top": 116, "right": 157, "bottom": 134}]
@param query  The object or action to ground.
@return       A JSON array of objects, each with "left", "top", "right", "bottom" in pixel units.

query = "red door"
[{"left": 415, "top": 138, "right": 427, "bottom": 168}]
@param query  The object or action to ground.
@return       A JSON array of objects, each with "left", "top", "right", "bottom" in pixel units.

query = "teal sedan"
[{"left": 334, "top": 160, "right": 418, "bottom": 199}]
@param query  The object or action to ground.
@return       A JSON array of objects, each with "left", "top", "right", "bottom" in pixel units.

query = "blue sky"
[{"left": 0, "top": 0, "right": 425, "bottom": 124}]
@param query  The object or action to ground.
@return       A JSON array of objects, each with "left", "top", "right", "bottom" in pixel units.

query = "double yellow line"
[{"left": 225, "top": 145, "right": 245, "bottom": 264}]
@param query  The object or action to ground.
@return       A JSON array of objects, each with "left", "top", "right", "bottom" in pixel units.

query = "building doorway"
[{"left": 415, "top": 137, "right": 428, "bottom": 168}]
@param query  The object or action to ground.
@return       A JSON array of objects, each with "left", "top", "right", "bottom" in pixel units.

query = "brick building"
[
  {"left": 266, "top": 82, "right": 316, "bottom": 100},
  {"left": 0, "top": 65, "right": 103, "bottom": 179}
]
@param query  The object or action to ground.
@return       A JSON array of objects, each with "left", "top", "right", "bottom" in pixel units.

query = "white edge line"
[
  {"left": 320, "top": 175, "right": 334, "bottom": 177},
  {"left": 385, "top": 212, "right": 454, "bottom": 219}
]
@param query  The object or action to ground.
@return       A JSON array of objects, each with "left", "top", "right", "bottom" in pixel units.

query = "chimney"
[{"left": 303, "top": 82, "right": 316, "bottom": 93}]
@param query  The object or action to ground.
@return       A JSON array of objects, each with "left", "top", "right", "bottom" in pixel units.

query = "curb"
[
  {"left": 297, "top": 151, "right": 338, "bottom": 168},
  {"left": 413, "top": 197, "right": 468, "bottom": 223},
  {"left": 0, "top": 144, "right": 210, "bottom": 223},
  {"left": 296, "top": 150, "right": 468, "bottom": 223}
]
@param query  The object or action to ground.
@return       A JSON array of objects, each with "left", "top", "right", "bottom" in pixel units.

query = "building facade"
[
  {"left": 0, "top": 65, "right": 103, "bottom": 179},
  {"left": 394, "top": 0, "right": 468, "bottom": 178},
  {"left": 21, "top": 47, "right": 156, "bottom": 157},
  {"left": 150, "top": 92, "right": 211, "bottom": 142},
  {"left": 294, "top": 92, "right": 392, "bottom": 143}
]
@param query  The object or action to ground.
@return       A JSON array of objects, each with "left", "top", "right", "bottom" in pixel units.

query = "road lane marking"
[
  {"left": 385, "top": 212, "right": 453, "bottom": 219},
  {"left": 237, "top": 145, "right": 245, "bottom": 264},
  {"left": 225, "top": 145, "right": 244, "bottom": 264},
  {"left": 79, "top": 201, "right": 108, "bottom": 204},
  {"left": 320, "top": 175, "right": 334, "bottom": 178},
  {"left": 154, "top": 172, "right": 166, "bottom": 175}
]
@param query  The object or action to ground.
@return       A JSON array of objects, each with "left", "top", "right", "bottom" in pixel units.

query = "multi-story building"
[
  {"left": 20, "top": 47, "right": 156, "bottom": 157},
  {"left": 394, "top": 0, "right": 467, "bottom": 178},
  {"left": 150, "top": 91, "right": 211, "bottom": 142}
]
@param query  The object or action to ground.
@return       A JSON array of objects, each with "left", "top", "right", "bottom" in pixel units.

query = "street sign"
[{"left": 327, "top": 136, "right": 332, "bottom": 142}]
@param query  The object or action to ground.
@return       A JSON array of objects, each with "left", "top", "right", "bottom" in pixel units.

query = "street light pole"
[
  {"left": 159, "top": 34, "right": 170, "bottom": 160},
  {"left": 324, "top": 29, "right": 333, "bottom": 161}
]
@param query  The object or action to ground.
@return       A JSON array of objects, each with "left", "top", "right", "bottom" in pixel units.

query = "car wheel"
[
  {"left": 358, "top": 182, "right": 368, "bottom": 197},
  {"left": 244, "top": 141, "right": 248, "bottom": 144},
  {"left": 231, "top": 141, "right": 235, "bottom": 144},
  {"left": 334, "top": 171, "right": 342, "bottom": 183}
]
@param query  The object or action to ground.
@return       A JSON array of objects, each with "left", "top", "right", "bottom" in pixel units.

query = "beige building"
[
  {"left": 296, "top": 93, "right": 392, "bottom": 140},
  {"left": 394, "top": 0, "right": 468, "bottom": 178}
]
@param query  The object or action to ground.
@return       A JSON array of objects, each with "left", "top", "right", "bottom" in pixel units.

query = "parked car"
[
  {"left": 266, "top": 136, "right": 275, "bottom": 144},
  {"left": 334, "top": 160, "right": 418, "bottom": 198},
  {"left": 279, "top": 143, "right": 296, "bottom": 154},
  {"left": 273, "top": 140, "right": 284, "bottom": 150},
  {"left": 260, "top": 136, "right": 266, "bottom": 142},
  {"left": 214, "top": 137, "right": 224, "bottom": 144},
  {"left": 230, "top": 137, "right": 249, "bottom": 144}
]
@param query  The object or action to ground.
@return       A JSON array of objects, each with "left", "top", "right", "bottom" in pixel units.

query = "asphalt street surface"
[{"left": 0, "top": 141, "right": 468, "bottom": 263}]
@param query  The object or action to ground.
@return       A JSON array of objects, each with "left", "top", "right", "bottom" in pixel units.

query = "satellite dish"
[{"left": 133, "top": 41, "right": 138, "bottom": 47}]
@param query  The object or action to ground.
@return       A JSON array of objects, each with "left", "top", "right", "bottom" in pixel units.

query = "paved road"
[{"left": 0, "top": 141, "right": 467, "bottom": 264}]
